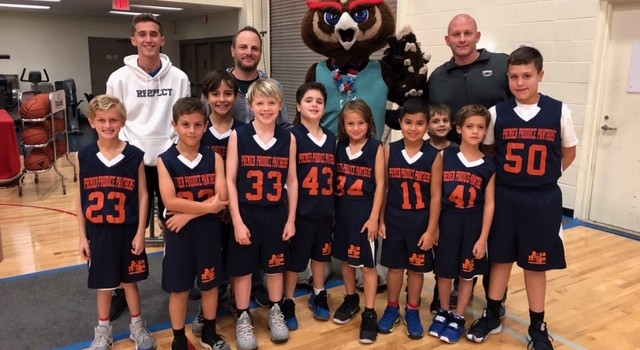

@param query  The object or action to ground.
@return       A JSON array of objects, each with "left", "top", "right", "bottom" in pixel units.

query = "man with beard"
[{"left": 227, "top": 26, "right": 290, "bottom": 128}]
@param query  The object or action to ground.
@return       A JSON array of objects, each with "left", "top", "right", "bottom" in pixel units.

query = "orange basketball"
[
  {"left": 20, "top": 94, "right": 50, "bottom": 119},
  {"left": 21, "top": 127, "right": 50, "bottom": 145},
  {"left": 55, "top": 139, "right": 67, "bottom": 157},
  {"left": 24, "top": 148, "right": 52, "bottom": 171}
]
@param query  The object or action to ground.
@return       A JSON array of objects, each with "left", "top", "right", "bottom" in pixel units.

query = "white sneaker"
[
  {"left": 268, "top": 304, "right": 289, "bottom": 344},
  {"left": 129, "top": 319, "right": 156, "bottom": 350},
  {"left": 236, "top": 311, "right": 258, "bottom": 350},
  {"left": 89, "top": 325, "right": 113, "bottom": 350}
]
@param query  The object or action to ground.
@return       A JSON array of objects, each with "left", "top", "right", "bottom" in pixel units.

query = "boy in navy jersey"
[
  {"left": 157, "top": 97, "right": 229, "bottom": 350},
  {"left": 466, "top": 47, "right": 578, "bottom": 349},
  {"left": 282, "top": 82, "right": 336, "bottom": 330},
  {"left": 192, "top": 70, "right": 244, "bottom": 336},
  {"left": 78, "top": 95, "right": 156, "bottom": 350},
  {"left": 226, "top": 79, "right": 297, "bottom": 349},
  {"left": 377, "top": 98, "right": 441, "bottom": 340},
  {"left": 428, "top": 105, "right": 495, "bottom": 344}
]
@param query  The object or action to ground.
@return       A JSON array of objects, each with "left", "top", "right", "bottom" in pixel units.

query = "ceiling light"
[
  {"left": 130, "top": 4, "right": 182, "bottom": 11},
  {"left": 0, "top": 4, "right": 50, "bottom": 9},
  {"left": 109, "top": 11, "right": 160, "bottom": 17}
]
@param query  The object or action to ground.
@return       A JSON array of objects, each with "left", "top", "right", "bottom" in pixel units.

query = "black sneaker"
[
  {"left": 527, "top": 321, "right": 554, "bottom": 350},
  {"left": 332, "top": 294, "right": 361, "bottom": 324},
  {"left": 171, "top": 335, "right": 188, "bottom": 350},
  {"left": 359, "top": 309, "right": 378, "bottom": 344},
  {"left": 189, "top": 287, "right": 201, "bottom": 300},
  {"left": 282, "top": 298, "right": 298, "bottom": 330},
  {"left": 251, "top": 284, "right": 270, "bottom": 308},
  {"left": 109, "top": 289, "right": 127, "bottom": 321},
  {"left": 201, "top": 325, "right": 231, "bottom": 350},
  {"left": 466, "top": 308, "right": 502, "bottom": 343}
]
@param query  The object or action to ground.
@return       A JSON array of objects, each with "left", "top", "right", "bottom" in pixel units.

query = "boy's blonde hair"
[
  {"left": 247, "top": 79, "right": 284, "bottom": 104},
  {"left": 88, "top": 94, "right": 127, "bottom": 121}
]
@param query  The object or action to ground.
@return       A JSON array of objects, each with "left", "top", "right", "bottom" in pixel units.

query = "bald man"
[
  {"left": 427, "top": 14, "right": 511, "bottom": 144},
  {"left": 426, "top": 13, "right": 510, "bottom": 316}
]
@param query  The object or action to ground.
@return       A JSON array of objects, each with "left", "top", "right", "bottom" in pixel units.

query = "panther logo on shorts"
[
  {"left": 409, "top": 253, "right": 425, "bottom": 267},
  {"left": 322, "top": 242, "right": 332, "bottom": 256},
  {"left": 128, "top": 259, "right": 147, "bottom": 275},
  {"left": 201, "top": 267, "right": 216, "bottom": 283},
  {"left": 528, "top": 251, "right": 547, "bottom": 265},
  {"left": 462, "top": 258, "right": 475, "bottom": 273},
  {"left": 268, "top": 253, "right": 285, "bottom": 267},
  {"left": 348, "top": 244, "right": 361, "bottom": 259}
]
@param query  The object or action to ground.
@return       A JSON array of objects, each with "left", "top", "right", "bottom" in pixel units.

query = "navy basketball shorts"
[
  {"left": 380, "top": 205, "right": 433, "bottom": 273},
  {"left": 162, "top": 216, "right": 223, "bottom": 293},
  {"left": 227, "top": 203, "right": 288, "bottom": 277},
  {"left": 434, "top": 208, "right": 487, "bottom": 280},
  {"left": 333, "top": 198, "right": 377, "bottom": 268},
  {"left": 489, "top": 184, "right": 566, "bottom": 271},
  {"left": 87, "top": 222, "right": 149, "bottom": 289},
  {"left": 288, "top": 215, "right": 333, "bottom": 273}
]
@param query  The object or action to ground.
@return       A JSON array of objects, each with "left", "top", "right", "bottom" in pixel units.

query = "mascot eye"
[
  {"left": 324, "top": 12, "right": 340, "bottom": 26},
  {"left": 351, "top": 9, "right": 369, "bottom": 23}
]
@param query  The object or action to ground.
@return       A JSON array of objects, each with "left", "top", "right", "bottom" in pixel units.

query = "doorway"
[
  {"left": 88, "top": 37, "right": 137, "bottom": 95},
  {"left": 180, "top": 37, "right": 233, "bottom": 97},
  {"left": 587, "top": 2, "right": 640, "bottom": 235}
]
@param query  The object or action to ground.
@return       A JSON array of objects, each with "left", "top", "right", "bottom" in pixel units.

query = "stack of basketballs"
[{"left": 19, "top": 93, "right": 57, "bottom": 171}]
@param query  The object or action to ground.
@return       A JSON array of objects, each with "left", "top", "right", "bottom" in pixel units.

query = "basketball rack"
[{"left": 17, "top": 90, "right": 77, "bottom": 196}]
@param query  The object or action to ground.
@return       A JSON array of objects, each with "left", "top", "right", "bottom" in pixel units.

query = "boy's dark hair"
[
  {"left": 337, "top": 99, "right": 376, "bottom": 142},
  {"left": 456, "top": 104, "right": 491, "bottom": 128},
  {"left": 508, "top": 46, "right": 543, "bottom": 72},
  {"left": 201, "top": 70, "right": 238, "bottom": 97},
  {"left": 428, "top": 103, "right": 451, "bottom": 122},
  {"left": 400, "top": 97, "right": 429, "bottom": 120},
  {"left": 232, "top": 26, "right": 262, "bottom": 48},
  {"left": 172, "top": 97, "right": 206, "bottom": 122},
  {"left": 294, "top": 82, "right": 327, "bottom": 125},
  {"left": 131, "top": 13, "right": 162, "bottom": 36}
]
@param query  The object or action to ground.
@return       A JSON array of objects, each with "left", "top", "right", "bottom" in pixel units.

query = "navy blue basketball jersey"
[
  {"left": 79, "top": 142, "right": 144, "bottom": 225},
  {"left": 386, "top": 140, "right": 439, "bottom": 211},
  {"left": 335, "top": 138, "right": 381, "bottom": 200},
  {"left": 291, "top": 124, "right": 336, "bottom": 220},
  {"left": 494, "top": 94, "right": 563, "bottom": 187},
  {"left": 442, "top": 147, "right": 496, "bottom": 211},
  {"left": 236, "top": 123, "right": 291, "bottom": 206},
  {"left": 201, "top": 118, "right": 244, "bottom": 160},
  {"left": 159, "top": 144, "right": 218, "bottom": 203}
]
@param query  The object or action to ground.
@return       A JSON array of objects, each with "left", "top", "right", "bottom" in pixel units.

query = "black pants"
[{"left": 144, "top": 165, "right": 164, "bottom": 228}]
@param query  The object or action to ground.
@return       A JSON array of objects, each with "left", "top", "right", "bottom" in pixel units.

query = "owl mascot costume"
[{"left": 299, "top": 0, "right": 429, "bottom": 288}]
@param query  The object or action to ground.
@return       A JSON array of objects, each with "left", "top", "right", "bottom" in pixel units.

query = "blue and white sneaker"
[
  {"left": 440, "top": 313, "right": 465, "bottom": 343},
  {"left": 308, "top": 290, "right": 331, "bottom": 321},
  {"left": 428, "top": 309, "right": 449, "bottom": 338},
  {"left": 377, "top": 305, "right": 400, "bottom": 334}
]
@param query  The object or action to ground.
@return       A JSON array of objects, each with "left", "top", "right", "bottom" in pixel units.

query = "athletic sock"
[
  {"left": 487, "top": 298, "right": 502, "bottom": 319},
  {"left": 529, "top": 309, "right": 545, "bottom": 327}
]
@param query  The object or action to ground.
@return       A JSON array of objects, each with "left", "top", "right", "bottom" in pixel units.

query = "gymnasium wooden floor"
[{"left": 1, "top": 156, "right": 638, "bottom": 350}]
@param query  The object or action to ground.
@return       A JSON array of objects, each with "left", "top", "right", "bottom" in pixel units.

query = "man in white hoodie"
[{"left": 105, "top": 13, "right": 190, "bottom": 325}]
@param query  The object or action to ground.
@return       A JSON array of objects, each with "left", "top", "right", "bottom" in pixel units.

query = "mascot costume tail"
[{"left": 299, "top": 0, "right": 430, "bottom": 288}]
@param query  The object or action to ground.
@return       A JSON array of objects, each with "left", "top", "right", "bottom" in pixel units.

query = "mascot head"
[{"left": 302, "top": 0, "right": 395, "bottom": 67}]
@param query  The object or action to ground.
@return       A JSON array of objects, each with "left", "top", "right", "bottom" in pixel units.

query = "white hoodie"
[{"left": 106, "top": 53, "right": 190, "bottom": 166}]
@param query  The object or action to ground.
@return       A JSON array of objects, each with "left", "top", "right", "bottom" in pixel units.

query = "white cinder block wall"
[{"left": 399, "top": 0, "right": 600, "bottom": 209}]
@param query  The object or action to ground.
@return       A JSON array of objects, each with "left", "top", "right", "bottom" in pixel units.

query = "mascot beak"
[{"left": 335, "top": 12, "right": 359, "bottom": 51}]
